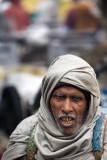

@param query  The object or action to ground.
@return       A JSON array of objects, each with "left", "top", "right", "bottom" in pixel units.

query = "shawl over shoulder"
[{"left": 2, "top": 114, "right": 38, "bottom": 160}]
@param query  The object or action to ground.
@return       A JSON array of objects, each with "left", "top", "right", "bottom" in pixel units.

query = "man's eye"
[
  {"left": 53, "top": 93, "right": 65, "bottom": 99},
  {"left": 71, "top": 96, "right": 83, "bottom": 101}
]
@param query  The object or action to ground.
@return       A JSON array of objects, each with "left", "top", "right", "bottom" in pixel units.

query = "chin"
[
  {"left": 59, "top": 127, "right": 78, "bottom": 135},
  {"left": 59, "top": 125, "right": 81, "bottom": 135}
]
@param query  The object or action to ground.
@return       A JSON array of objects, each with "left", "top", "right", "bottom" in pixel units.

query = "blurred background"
[{"left": 0, "top": 0, "right": 107, "bottom": 158}]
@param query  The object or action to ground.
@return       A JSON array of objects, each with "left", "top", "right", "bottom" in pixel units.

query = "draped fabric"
[
  {"left": 35, "top": 54, "right": 101, "bottom": 160},
  {"left": 2, "top": 54, "right": 104, "bottom": 160}
]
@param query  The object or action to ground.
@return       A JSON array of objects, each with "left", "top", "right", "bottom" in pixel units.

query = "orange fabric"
[
  {"left": 74, "top": 3, "right": 98, "bottom": 30},
  {"left": 65, "top": 2, "right": 98, "bottom": 31}
]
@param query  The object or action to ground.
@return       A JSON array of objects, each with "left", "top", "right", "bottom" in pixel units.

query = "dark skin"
[{"left": 50, "top": 86, "right": 87, "bottom": 135}]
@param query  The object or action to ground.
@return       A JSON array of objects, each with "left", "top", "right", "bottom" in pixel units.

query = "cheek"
[
  {"left": 50, "top": 100, "right": 57, "bottom": 116},
  {"left": 82, "top": 101, "right": 88, "bottom": 113},
  {"left": 77, "top": 102, "right": 88, "bottom": 120},
  {"left": 76, "top": 102, "right": 87, "bottom": 115},
  {"left": 51, "top": 105, "right": 59, "bottom": 117},
  {"left": 50, "top": 101, "right": 61, "bottom": 117}
]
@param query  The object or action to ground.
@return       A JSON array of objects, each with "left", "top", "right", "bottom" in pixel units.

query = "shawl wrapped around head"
[
  {"left": 35, "top": 54, "right": 101, "bottom": 160},
  {"left": 2, "top": 54, "right": 101, "bottom": 160}
]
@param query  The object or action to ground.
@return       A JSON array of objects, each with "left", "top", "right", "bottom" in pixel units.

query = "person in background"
[
  {"left": 3, "top": 0, "right": 30, "bottom": 32},
  {"left": 2, "top": 54, "right": 107, "bottom": 160},
  {"left": 98, "top": 0, "right": 107, "bottom": 18},
  {"left": 65, "top": 0, "right": 100, "bottom": 31},
  {"left": 35, "top": 0, "right": 58, "bottom": 26}
]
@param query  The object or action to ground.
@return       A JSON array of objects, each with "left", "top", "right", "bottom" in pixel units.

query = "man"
[{"left": 2, "top": 54, "right": 107, "bottom": 160}]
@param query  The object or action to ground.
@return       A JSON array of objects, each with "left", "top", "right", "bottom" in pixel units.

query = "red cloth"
[{"left": 4, "top": 3, "right": 30, "bottom": 31}]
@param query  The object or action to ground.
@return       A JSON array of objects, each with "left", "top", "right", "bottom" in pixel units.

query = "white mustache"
[{"left": 58, "top": 114, "right": 76, "bottom": 119}]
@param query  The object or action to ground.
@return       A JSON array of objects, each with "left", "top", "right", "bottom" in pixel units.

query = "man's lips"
[
  {"left": 61, "top": 117, "right": 75, "bottom": 123},
  {"left": 58, "top": 115, "right": 76, "bottom": 126}
]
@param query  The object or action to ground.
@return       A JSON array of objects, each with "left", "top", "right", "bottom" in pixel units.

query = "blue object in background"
[{"left": 100, "top": 88, "right": 107, "bottom": 113}]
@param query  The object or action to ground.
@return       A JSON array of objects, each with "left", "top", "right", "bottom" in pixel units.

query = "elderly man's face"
[{"left": 50, "top": 86, "right": 87, "bottom": 135}]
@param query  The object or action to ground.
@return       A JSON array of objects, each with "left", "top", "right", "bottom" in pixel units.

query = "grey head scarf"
[{"left": 34, "top": 54, "right": 101, "bottom": 160}]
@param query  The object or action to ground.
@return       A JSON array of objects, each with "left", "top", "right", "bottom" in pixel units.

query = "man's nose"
[{"left": 62, "top": 98, "right": 73, "bottom": 113}]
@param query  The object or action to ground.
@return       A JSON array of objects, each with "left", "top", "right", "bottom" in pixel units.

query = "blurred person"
[
  {"left": 97, "top": 0, "right": 107, "bottom": 28},
  {"left": 2, "top": 54, "right": 107, "bottom": 160},
  {"left": 35, "top": 0, "right": 58, "bottom": 26},
  {"left": 65, "top": 0, "right": 100, "bottom": 31},
  {"left": 98, "top": 0, "right": 107, "bottom": 18},
  {"left": 0, "top": 86, "right": 23, "bottom": 137},
  {"left": 3, "top": 0, "right": 30, "bottom": 32}
]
